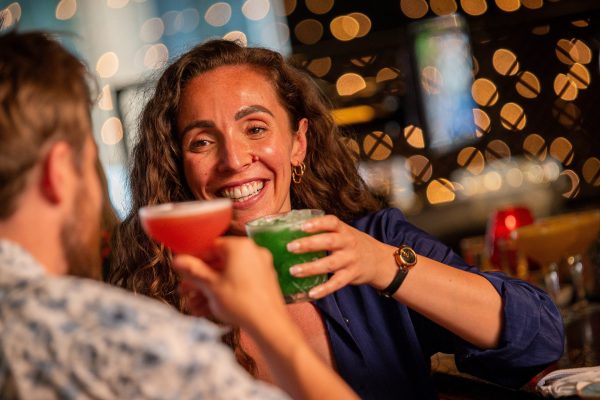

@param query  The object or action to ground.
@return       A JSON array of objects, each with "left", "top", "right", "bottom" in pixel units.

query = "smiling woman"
[
  {"left": 109, "top": 38, "right": 380, "bottom": 376},
  {"left": 109, "top": 39, "right": 564, "bottom": 399}
]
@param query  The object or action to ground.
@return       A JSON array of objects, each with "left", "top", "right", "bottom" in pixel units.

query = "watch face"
[{"left": 400, "top": 247, "right": 417, "bottom": 265}]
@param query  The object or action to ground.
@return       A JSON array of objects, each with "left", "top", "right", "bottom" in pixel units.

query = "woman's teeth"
[{"left": 220, "top": 181, "right": 264, "bottom": 202}]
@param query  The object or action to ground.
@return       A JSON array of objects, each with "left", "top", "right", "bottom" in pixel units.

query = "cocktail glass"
[
  {"left": 511, "top": 215, "right": 579, "bottom": 306},
  {"left": 566, "top": 210, "right": 600, "bottom": 310},
  {"left": 139, "top": 199, "right": 232, "bottom": 257},
  {"left": 246, "top": 209, "right": 328, "bottom": 304}
]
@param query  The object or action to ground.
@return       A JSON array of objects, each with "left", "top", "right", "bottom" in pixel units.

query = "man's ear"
[
  {"left": 291, "top": 117, "right": 308, "bottom": 164},
  {"left": 40, "top": 141, "right": 76, "bottom": 205}
]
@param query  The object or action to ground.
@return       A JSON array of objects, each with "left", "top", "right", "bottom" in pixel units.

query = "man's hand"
[{"left": 172, "top": 237, "right": 286, "bottom": 328}]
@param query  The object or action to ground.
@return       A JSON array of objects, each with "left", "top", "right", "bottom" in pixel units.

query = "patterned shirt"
[{"left": 0, "top": 240, "right": 288, "bottom": 400}]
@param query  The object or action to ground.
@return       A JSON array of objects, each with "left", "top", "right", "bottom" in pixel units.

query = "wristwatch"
[{"left": 379, "top": 245, "right": 417, "bottom": 297}]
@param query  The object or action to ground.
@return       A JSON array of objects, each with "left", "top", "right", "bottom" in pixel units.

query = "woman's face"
[{"left": 177, "top": 65, "right": 307, "bottom": 235}]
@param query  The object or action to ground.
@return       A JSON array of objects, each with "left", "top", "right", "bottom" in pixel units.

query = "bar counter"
[{"left": 432, "top": 303, "right": 600, "bottom": 399}]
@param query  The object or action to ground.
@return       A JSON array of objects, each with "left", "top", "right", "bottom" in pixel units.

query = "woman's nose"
[{"left": 218, "top": 136, "right": 254, "bottom": 172}]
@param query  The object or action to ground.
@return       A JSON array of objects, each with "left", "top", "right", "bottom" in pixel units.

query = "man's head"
[{"left": 0, "top": 30, "right": 103, "bottom": 279}]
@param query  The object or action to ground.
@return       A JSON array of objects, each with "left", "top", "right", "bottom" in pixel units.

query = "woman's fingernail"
[
  {"left": 301, "top": 222, "right": 313, "bottom": 231},
  {"left": 309, "top": 286, "right": 323, "bottom": 298},
  {"left": 287, "top": 241, "right": 300, "bottom": 252},
  {"left": 289, "top": 265, "right": 302, "bottom": 276}
]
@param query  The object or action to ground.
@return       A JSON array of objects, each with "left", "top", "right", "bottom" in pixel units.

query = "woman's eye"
[
  {"left": 247, "top": 126, "right": 267, "bottom": 136},
  {"left": 188, "top": 139, "right": 212, "bottom": 151}
]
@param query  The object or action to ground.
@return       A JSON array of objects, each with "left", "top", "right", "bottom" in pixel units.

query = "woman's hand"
[
  {"left": 286, "top": 214, "right": 398, "bottom": 299},
  {"left": 172, "top": 237, "right": 287, "bottom": 327}
]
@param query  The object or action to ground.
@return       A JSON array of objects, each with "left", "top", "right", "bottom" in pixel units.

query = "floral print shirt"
[{"left": 0, "top": 240, "right": 288, "bottom": 400}]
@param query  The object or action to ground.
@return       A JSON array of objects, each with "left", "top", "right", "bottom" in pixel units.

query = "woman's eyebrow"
[
  {"left": 234, "top": 105, "right": 274, "bottom": 120},
  {"left": 180, "top": 120, "right": 215, "bottom": 137}
]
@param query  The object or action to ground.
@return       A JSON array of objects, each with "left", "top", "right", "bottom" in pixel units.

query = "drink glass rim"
[
  {"left": 245, "top": 209, "right": 324, "bottom": 233},
  {"left": 139, "top": 199, "right": 232, "bottom": 219}
]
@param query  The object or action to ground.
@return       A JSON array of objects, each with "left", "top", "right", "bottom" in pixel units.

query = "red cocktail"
[{"left": 139, "top": 199, "right": 232, "bottom": 256}]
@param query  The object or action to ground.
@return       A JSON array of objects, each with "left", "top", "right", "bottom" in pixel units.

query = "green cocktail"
[{"left": 246, "top": 209, "right": 328, "bottom": 303}]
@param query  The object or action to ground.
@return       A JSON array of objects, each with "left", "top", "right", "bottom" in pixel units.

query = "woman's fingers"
[
  {"left": 289, "top": 252, "right": 350, "bottom": 277},
  {"left": 301, "top": 214, "right": 341, "bottom": 233},
  {"left": 287, "top": 232, "right": 347, "bottom": 253},
  {"left": 308, "top": 269, "right": 354, "bottom": 299}
]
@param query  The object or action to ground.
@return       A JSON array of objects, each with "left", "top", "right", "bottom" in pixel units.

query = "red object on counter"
[{"left": 486, "top": 206, "right": 534, "bottom": 274}]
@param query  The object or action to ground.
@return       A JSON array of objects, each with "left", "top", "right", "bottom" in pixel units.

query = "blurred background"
[{"left": 2, "top": 0, "right": 599, "bottom": 256}]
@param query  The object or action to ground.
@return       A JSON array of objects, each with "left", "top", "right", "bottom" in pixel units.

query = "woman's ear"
[{"left": 291, "top": 118, "right": 308, "bottom": 164}]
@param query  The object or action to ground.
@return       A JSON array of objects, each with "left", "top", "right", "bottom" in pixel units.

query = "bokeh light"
[
  {"left": 472, "top": 78, "right": 499, "bottom": 106},
  {"left": 554, "top": 73, "right": 578, "bottom": 101},
  {"left": 376, "top": 67, "right": 399, "bottom": 83},
  {"left": 242, "top": 0, "right": 270, "bottom": 21},
  {"left": 522, "top": 0, "right": 542, "bottom": 9},
  {"left": 404, "top": 125, "right": 425, "bottom": 149},
  {"left": 427, "top": 179, "right": 456, "bottom": 204},
  {"left": 96, "top": 52, "right": 119, "bottom": 79},
  {"left": 567, "top": 63, "right": 590, "bottom": 89},
  {"left": 223, "top": 31, "right": 248, "bottom": 46},
  {"left": 330, "top": 15, "right": 360, "bottom": 41},
  {"left": 582, "top": 157, "right": 600, "bottom": 186},
  {"left": 143, "top": 44, "right": 168, "bottom": 69},
  {"left": 348, "top": 12, "right": 371, "bottom": 37},
  {"left": 473, "top": 108, "right": 491, "bottom": 137},
  {"left": 485, "top": 140, "right": 511, "bottom": 161},
  {"left": 56, "top": 0, "right": 77, "bottom": 21},
  {"left": 306, "top": 0, "right": 334, "bottom": 14},
  {"left": 515, "top": 71, "right": 541, "bottom": 99},
  {"left": 550, "top": 137, "right": 574, "bottom": 165},
  {"left": 500, "top": 102, "right": 526, "bottom": 131},
  {"left": 430, "top": 0, "right": 457, "bottom": 16},
  {"left": 139, "top": 18, "right": 164, "bottom": 42},
  {"left": 406, "top": 155, "right": 433, "bottom": 184},
  {"left": 400, "top": 0, "right": 429, "bottom": 19},
  {"left": 205, "top": 2, "right": 232, "bottom": 27},
  {"left": 363, "top": 131, "right": 393, "bottom": 161},
  {"left": 101, "top": 117, "right": 124, "bottom": 145},
  {"left": 560, "top": 169, "right": 580, "bottom": 199},
  {"left": 457, "top": 147, "right": 485, "bottom": 175},
  {"left": 523, "top": 134, "right": 547, "bottom": 161},
  {"left": 295, "top": 19, "right": 323, "bottom": 44},
  {"left": 495, "top": 0, "right": 520, "bottom": 12},
  {"left": 179, "top": 8, "right": 200, "bottom": 33},
  {"left": 460, "top": 0, "right": 487, "bottom": 16},
  {"left": 483, "top": 171, "right": 502, "bottom": 191},
  {"left": 306, "top": 57, "right": 332, "bottom": 77},
  {"left": 336, "top": 73, "right": 366, "bottom": 96},
  {"left": 98, "top": 85, "right": 114, "bottom": 111},
  {"left": 493, "top": 48, "right": 519, "bottom": 76}
]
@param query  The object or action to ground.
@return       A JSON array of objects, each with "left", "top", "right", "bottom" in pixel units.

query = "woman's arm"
[
  {"left": 173, "top": 237, "right": 358, "bottom": 400},
  {"left": 387, "top": 252, "right": 503, "bottom": 348},
  {"left": 287, "top": 214, "right": 503, "bottom": 349}
]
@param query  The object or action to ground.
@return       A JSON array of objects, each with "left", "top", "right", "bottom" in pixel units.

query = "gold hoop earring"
[{"left": 292, "top": 162, "right": 305, "bottom": 184}]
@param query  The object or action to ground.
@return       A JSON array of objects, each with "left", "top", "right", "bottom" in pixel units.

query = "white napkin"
[{"left": 536, "top": 366, "right": 600, "bottom": 397}]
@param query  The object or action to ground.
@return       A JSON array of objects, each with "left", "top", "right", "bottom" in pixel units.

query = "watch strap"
[
  {"left": 378, "top": 244, "right": 416, "bottom": 298},
  {"left": 379, "top": 266, "right": 409, "bottom": 297}
]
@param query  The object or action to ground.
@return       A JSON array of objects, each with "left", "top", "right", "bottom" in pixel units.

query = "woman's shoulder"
[{"left": 351, "top": 207, "right": 407, "bottom": 226}]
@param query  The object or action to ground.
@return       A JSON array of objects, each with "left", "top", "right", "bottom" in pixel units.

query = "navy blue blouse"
[{"left": 315, "top": 208, "right": 564, "bottom": 400}]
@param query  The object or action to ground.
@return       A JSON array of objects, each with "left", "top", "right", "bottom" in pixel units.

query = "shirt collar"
[{"left": 0, "top": 239, "right": 47, "bottom": 285}]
